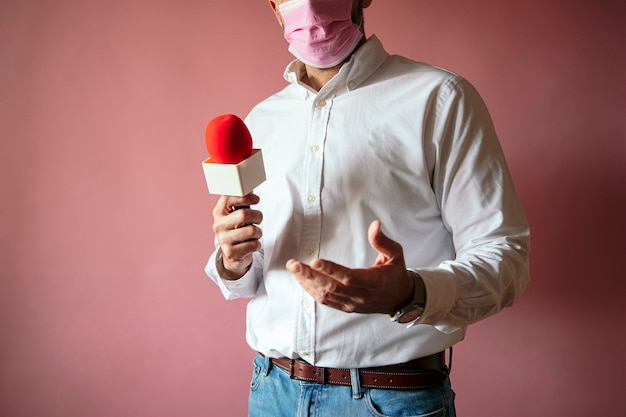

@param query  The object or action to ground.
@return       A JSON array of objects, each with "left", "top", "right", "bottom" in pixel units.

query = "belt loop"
[
  {"left": 263, "top": 354, "right": 272, "bottom": 376},
  {"left": 316, "top": 366, "right": 327, "bottom": 384},
  {"left": 447, "top": 347, "right": 453, "bottom": 374},
  {"left": 288, "top": 359, "right": 295, "bottom": 378},
  {"left": 350, "top": 368, "right": 364, "bottom": 399}
]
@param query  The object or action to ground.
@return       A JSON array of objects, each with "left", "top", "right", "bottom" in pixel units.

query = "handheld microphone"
[{"left": 201, "top": 114, "right": 266, "bottom": 198}]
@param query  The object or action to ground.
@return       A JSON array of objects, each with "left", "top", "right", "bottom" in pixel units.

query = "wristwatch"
[{"left": 388, "top": 271, "right": 426, "bottom": 324}]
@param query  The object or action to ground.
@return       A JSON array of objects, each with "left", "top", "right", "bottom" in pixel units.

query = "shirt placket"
[{"left": 294, "top": 93, "right": 332, "bottom": 364}]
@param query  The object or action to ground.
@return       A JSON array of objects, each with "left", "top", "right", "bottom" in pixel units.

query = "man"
[{"left": 205, "top": 0, "right": 530, "bottom": 415}]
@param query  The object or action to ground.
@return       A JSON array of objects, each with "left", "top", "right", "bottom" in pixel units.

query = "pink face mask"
[{"left": 278, "top": 0, "right": 363, "bottom": 69}]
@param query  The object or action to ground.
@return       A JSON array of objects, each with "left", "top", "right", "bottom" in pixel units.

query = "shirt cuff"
[
  {"left": 205, "top": 249, "right": 256, "bottom": 300},
  {"left": 412, "top": 267, "right": 461, "bottom": 334}
]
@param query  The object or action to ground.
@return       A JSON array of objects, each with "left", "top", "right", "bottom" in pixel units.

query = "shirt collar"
[{"left": 282, "top": 35, "right": 389, "bottom": 93}]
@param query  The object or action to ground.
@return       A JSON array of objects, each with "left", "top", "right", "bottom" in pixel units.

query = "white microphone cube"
[{"left": 202, "top": 149, "right": 266, "bottom": 196}]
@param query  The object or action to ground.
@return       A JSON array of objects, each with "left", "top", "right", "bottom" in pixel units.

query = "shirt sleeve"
[{"left": 416, "top": 76, "right": 530, "bottom": 333}]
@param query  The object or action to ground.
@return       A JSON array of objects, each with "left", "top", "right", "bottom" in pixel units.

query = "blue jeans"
[{"left": 248, "top": 353, "right": 456, "bottom": 417}]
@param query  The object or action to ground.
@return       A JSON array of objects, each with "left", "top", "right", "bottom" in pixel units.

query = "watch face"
[{"left": 398, "top": 307, "right": 424, "bottom": 324}]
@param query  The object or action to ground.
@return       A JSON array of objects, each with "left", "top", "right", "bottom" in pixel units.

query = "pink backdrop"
[{"left": 1, "top": 1, "right": 624, "bottom": 416}]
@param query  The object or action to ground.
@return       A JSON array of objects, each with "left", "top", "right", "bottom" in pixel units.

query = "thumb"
[{"left": 368, "top": 220, "right": 403, "bottom": 264}]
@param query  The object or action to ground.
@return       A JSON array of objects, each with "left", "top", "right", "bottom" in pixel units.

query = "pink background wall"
[{"left": 1, "top": 1, "right": 624, "bottom": 416}]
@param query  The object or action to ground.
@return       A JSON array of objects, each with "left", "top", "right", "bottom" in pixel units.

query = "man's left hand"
[{"left": 286, "top": 220, "right": 414, "bottom": 315}]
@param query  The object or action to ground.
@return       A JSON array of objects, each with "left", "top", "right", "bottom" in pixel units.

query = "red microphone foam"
[{"left": 205, "top": 114, "right": 253, "bottom": 164}]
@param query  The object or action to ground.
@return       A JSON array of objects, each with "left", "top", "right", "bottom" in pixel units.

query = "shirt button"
[
  {"left": 317, "top": 99, "right": 327, "bottom": 107},
  {"left": 301, "top": 352, "right": 309, "bottom": 357},
  {"left": 306, "top": 246, "right": 315, "bottom": 255},
  {"left": 348, "top": 81, "right": 356, "bottom": 89},
  {"left": 311, "top": 144, "right": 320, "bottom": 152},
  {"left": 302, "top": 300, "right": 311, "bottom": 308},
  {"left": 307, "top": 195, "right": 316, "bottom": 203}
]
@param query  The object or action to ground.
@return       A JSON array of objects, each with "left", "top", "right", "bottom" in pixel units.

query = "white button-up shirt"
[{"left": 205, "top": 35, "right": 530, "bottom": 368}]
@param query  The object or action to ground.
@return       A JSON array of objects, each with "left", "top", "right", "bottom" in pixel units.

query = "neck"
[{"left": 302, "top": 65, "right": 342, "bottom": 91}]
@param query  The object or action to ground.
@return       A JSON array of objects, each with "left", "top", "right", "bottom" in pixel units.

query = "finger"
[
  {"left": 229, "top": 192, "right": 261, "bottom": 212},
  {"left": 221, "top": 227, "right": 262, "bottom": 270},
  {"left": 287, "top": 260, "right": 369, "bottom": 312},
  {"left": 309, "top": 258, "right": 353, "bottom": 284},
  {"left": 223, "top": 238, "right": 262, "bottom": 262},
  {"left": 287, "top": 260, "right": 330, "bottom": 287},
  {"left": 213, "top": 195, "right": 231, "bottom": 218},
  {"left": 288, "top": 259, "right": 340, "bottom": 300},
  {"left": 286, "top": 259, "right": 305, "bottom": 276},
  {"left": 287, "top": 260, "right": 319, "bottom": 297},
  {"left": 367, "top": 220, "right": 403, "bottom": 263},
  {"left": 216, "top": 193, "right": 261, "bottom": 216},
  {"left": 310, "top": 259, "right": 370, "bottom": 293},
  {"left": 230, "top": 208, "right": 264, "bottom": 229},
  {"left": 213, "top": 205, "right": 263, "bottom": 235},
  {"left": 219, "top": 223, "right": 263, "bottom": 246}
]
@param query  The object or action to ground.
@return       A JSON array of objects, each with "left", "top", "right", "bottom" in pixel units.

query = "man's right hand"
[{"left": 212, "top": 193, "right": 263, "bottom": 280}]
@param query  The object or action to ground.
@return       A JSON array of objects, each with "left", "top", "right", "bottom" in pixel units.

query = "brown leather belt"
[{"left": 268, "top": 351, "right": 447, "bottom": 390}]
